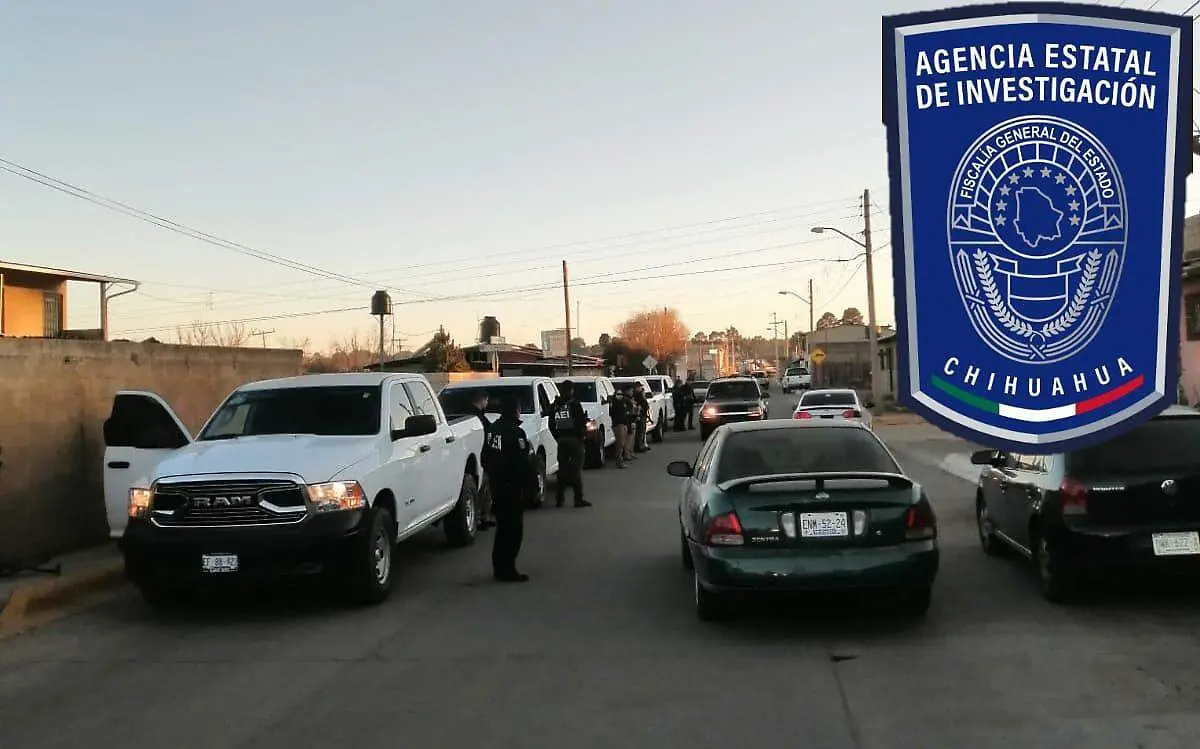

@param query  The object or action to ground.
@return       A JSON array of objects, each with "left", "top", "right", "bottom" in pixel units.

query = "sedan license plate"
[
  {"left": 800, "top": 512, "right": 849, "bottom": 538},
  {"left": 201, "top": 553, "right": 239, "bottom": 573},
  {"left": 1151, "top": 532, "right": 1200, "bottom": 557}
]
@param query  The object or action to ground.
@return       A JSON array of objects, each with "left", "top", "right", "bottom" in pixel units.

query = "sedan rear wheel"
[
  {"left": 976, "top": 495, "right": 1005, "bottom": 556},
  {"left": 694, "top": 571, "right": 729, "bottom": 621}
]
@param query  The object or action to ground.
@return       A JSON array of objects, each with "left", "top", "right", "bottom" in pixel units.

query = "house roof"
[{"left": 0, "top": 260, "right": 139, "bottom": 286}]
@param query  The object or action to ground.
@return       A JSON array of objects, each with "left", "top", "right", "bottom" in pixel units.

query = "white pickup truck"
[
  {"left": 437, "top": 376, "right": 561, "bottom": 506},
  {"left": 103, "top": 373, "right": 485, "bottom": 607},
  {"left": 781, "top": 365, "right": 813, "bottom": 394},
  {"left": 611, "top": 376, "right": 670, "bottom": 443}
]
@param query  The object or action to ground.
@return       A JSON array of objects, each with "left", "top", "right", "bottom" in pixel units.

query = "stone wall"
[{"left": 0, "top": 339, "right": 303, "bottom": 562}]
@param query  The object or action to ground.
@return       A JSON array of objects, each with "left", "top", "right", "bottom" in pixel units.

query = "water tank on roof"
[{"left": 479, "top": 316, "right": 501, "bottom": 343}]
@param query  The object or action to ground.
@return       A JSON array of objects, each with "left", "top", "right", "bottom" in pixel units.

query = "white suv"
[{"left": 781, "top": 365, "right": 812, "bottom": 393}]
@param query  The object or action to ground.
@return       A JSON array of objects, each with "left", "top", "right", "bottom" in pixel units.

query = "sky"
[{"left": 2, "top": 0, "right": 1197, "bottom": 352}]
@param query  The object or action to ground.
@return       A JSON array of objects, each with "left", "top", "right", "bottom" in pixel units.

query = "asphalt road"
[{"left": 3, "top": 398, "right": 1200, "bottom": 748}]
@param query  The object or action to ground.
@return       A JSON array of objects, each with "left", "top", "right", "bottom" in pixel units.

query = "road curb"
[{"left": 0, "top": 556, "right": 126, "bottom": 631}]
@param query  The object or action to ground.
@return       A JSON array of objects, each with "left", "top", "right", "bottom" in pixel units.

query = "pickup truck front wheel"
[
  {"left": 444, "top": 473, "right": 479, "bottom": 547},
  {"left": 345, "top": 506, "right": 395, "bottom": 606},
  {"left": 651, "top": 411, "right": 665, "bottom": 443},
  {"left": 528, "top": 453, "right": 547, "bottom": 509}
]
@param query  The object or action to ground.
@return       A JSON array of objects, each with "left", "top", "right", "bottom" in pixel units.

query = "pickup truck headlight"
[
  {"left": 128, "top": 488, "right": 153, "bottom": 519},
  {"left": 307, "top": 481, "right": 368, "bottom": 513}
]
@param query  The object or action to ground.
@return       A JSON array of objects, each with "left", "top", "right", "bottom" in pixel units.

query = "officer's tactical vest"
[{"left": 553, "top": 401, "right": 577, "bottom": 433}]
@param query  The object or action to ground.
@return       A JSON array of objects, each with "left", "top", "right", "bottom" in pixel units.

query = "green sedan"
[{"left": 668, "top": 420, "right": 939, "bottom": 621}]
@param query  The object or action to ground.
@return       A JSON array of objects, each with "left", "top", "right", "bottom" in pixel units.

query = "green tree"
[{"left": 424, "top": 326, "right": 471, "bottom": 373}]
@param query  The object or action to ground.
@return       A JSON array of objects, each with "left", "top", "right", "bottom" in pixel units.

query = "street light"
[{"left": 810, "top": 217, "right": 881, "bottom": 407}]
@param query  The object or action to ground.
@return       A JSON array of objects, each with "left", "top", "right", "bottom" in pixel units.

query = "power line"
[
  {"left": 0, "top": 157, "right": 430, "bottom": 297},
  {"left": 112, "top": 249, "right": 867, "bottom": 336}
]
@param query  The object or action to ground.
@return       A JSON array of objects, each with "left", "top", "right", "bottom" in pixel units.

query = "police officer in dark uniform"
[
  {"left": 481, "top": 395, "right": 539, "bottom": 582},
  {"left": 671, "top": 377, "right": 690, "bottom": 432},
  {"left": 684, "top": 375, "right": 697, "bottom": 430},
  {"left": 633, "top": 383, "right": 652, "bottom": 452},
  {"left": 548, "top": 380, "right": 591, "bottom": 508}
]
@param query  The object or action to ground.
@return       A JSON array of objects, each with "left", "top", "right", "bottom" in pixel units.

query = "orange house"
[{"left": 0, "top": 260, "right": 138, "bottom": 341}]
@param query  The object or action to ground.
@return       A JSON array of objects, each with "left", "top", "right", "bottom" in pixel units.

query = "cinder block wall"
[{"left": 0, "top": 339, "right": 303, "bottom": 562}]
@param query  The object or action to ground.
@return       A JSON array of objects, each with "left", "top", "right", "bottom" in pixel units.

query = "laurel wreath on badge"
[{"left": 972, "top": 247, "right": 1103, "bottom": 340}]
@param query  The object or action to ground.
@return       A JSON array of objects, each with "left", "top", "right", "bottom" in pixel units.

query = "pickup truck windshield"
[
  {"left": 613, "top": 382, "right": 645, "bottom": 394},
  {"left": 560, "top": 382, "right": 598, "bottom": 401},
  {"left": 1067, "top": 417, "right": 1200, "bottom": 475},
  {"left": 706, "top": 381, "right": 761, "bottom": 399},
  {"left": 646, "top": 380, "right": 665, "bottom": 393},
  {"left": 439, "top": 386, "right": 535, "bottom": 415},
  {"left": 199, "top": 385, "right": 382, "bottom": 439}
]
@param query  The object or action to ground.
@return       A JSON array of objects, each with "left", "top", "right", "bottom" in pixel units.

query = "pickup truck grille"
[{"left": 151, "top": 479, "right": 307, "bottom": 527}]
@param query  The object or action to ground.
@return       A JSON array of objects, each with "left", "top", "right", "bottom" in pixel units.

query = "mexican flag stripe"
[{"left": 929, "top": 374, "right": 1145, "bottom": 423}]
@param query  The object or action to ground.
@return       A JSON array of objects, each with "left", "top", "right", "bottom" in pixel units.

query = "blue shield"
[{"left": 882, "top": 2, "right": 1191, "bottom": 454}]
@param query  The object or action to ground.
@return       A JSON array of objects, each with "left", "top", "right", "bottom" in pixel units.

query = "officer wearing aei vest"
[
  {"left": 548, "top": 380, "right": 591, "bottom": 508},
  {"left": 481, "top": 395, "right": 540, "bottom": 583}
]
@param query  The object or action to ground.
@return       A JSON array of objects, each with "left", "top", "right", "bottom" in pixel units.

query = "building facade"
[{"left": 0, "top": 261, "right": 139, "bottom": 341}]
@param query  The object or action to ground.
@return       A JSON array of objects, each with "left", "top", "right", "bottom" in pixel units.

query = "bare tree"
[{"left": 175, "top": 320, "right": 250, "bottom": 347}]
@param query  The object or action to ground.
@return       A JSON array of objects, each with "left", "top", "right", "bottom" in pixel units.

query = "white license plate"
[
  {"left": 800, "top": 512, "right": 849, "bottom": 538},
  {"left": 1152, "top": 532, "right": 1200, "bottom": 557},
  {"left": 201, "top": 553, "right": 239, "bottom": 573}
]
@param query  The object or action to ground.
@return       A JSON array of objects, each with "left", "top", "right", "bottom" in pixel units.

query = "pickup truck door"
[
  {"left": 404, "top": 380, "right": 456, "bottom": 516},
  {"left": 103, "top": 391, "right": 193, "bottom": 538},
  {"left": 386, "top": 383, "right": 428, "bottom": 534},
  {"left": 539, "top": 382, "right": 561, "bottom": 475}
]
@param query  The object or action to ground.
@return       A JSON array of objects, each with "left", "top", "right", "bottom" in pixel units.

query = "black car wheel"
[
  {"left": 694, "top": 571, "right": 729, "bottom": 621},
  {"left": 585, "top": 430, "right": 606, "bottom": 469},
  {"left": 1032, "top": 525, "right": 1078, "bottom": 604},
  {"left": 976, "top": 494, "right": 1005, "bottom": 556},
  {"left": 527, "top": 453, "right": 547, "bottom": 508},
  {"left": 345, "top": 506, "right": 396, "bottom": 606},
  {"left": 444, "top": 473, "right": 478, "bottom": 547},
  {"left": 651, "top": 411, "right": 666, "bottom": 443},
  {"left": 896, "top": 584, "right": 932, "bottom": 618}
]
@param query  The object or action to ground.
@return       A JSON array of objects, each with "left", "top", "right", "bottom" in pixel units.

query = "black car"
[
  {"left": 698, "top": 377, "right": 769, "bottom": 440},
  {"left": 972, "top": 405, "right": 1200, "bottom": 602}
]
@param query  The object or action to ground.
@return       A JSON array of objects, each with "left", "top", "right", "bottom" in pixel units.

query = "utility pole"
[
  {"left": 577, "top": 300, "right": 582, "bottom": 349},
  {"left": 863, "top": 188, "right": 881, "bottom": 406},
  {"left": 562, "top": 260, "right": 573, "bottom": 375},
  {"left": 768, "top": 313, "right": 784, "bottom": 369},
  {"left": 249, "top": 328, "right": 275, "bottom": 348},
  {"left": 808, "top": 278, "right": 815, "bottom": 336}
]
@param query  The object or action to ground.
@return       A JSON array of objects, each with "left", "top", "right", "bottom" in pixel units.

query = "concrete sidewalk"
[{"left": 0, "top": 542, "right": 125, "bottom": 633}]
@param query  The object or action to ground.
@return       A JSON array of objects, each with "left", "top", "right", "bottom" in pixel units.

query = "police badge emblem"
[{"left": 882, "top": 2, "right": 1191, "bottom": 453}]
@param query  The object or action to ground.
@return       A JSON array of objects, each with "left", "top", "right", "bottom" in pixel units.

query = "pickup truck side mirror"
[{"left": 394, "top": 414, "right": 438, "bottom": 440}]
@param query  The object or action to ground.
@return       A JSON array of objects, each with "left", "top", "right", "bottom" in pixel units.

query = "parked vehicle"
[
  {"left": 698, "top": 377, "right": 769, "bottom": 441},
  {"left": 437, "top": 377, "right": 561, "bottom": 506},
  {"left": 612, "top": 376, "right": 669, "bottom": 443},
  {"left": 669, "top": 420, "right": 938, "bottom": 620},
  {"left": 642, "top": 374, "right": 677, "bottom": 426},
  {"left": 691, "top": 379, "right": 712, "bottom": 402},
  {"left": 781, "top": 365, "right": 812, "bottom": 393},
  {"left": 750, "top": 370, "right": 769, "bottom": 395},
  {"left": 103, "top": 373, "right": 485, "bottom": 607},
  {"left": 554, "top": 375, "right": 616, "bottom": 469},
  {"left": 972, "top": 406, "right": 1200, "bottom": 603},
  {"left": 792, "top": 388, "right": 874, "bottom": 430}
]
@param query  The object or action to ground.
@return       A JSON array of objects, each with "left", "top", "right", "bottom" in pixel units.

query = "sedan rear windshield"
[
  {"left": 715, "top": 428, "right": 899, "bottom": 484},
  {"left": 706, "top": 380, "right": 761, "bottom": 399},
  {"left": 799, "top": 391, "right": 856, "bottom": 407},
  {"left": 439, "top": 385, "right": 536, "bottom": 415},
  {"left": 1067, "top": 417, "right": 1200, "bottom": 475},
  {"left": 200, "top": 386, "right": 381, "bottom": 439}
]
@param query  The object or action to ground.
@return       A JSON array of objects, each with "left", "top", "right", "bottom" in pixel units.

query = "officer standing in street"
[
  {"left": 633, "top": 383, "right": 651, "bottom": 453},
  {"left": 609, "top": 386, "right": 635, "bottom": 467},
  {"left": 684, "top": 375, "right": 697, "bottom": 430},
  {"left": 481, "top": 395, "right": 539, "bottom": 583},
  {"left": 548, "top": 380, "right": 591, "bottom": 508},
  {"left": 671, "top": 377, "right": 689, "bottom": 432}
]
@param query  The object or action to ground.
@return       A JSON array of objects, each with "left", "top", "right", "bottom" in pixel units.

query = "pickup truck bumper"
[{"left": 120, "top": 510, "right": 369, "bottom": 585}]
